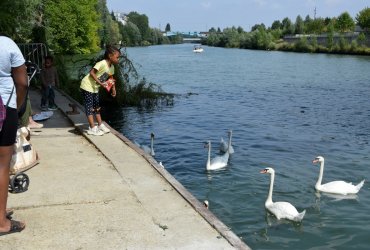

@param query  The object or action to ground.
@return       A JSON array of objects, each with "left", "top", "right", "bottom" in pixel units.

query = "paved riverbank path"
[{"left": 3, "top": 89, "right": 250, "bottom": 249}]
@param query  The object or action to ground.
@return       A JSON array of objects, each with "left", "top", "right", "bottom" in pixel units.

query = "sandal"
[
  {"left": 0, "top": 220, "right": 25, "bottom": 236},
  {"left": 6, "top": 209, "right": 14, "bottom": 219}
]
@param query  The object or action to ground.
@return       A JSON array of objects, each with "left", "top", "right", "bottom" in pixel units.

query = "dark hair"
[
  {"left": 104, "top": 45, "right": 120, "bottom": 59},
  {"left": 45, "top": 55, "right": 54, "bottom": 62}
]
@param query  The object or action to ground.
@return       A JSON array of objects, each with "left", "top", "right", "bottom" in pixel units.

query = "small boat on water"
[{"left": 193, "top": 45, "right": 204, "bottom": 53}]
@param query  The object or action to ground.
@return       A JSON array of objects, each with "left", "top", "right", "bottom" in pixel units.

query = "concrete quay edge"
[
  {"left": 57, "top": 89, "right": 250, "bottom": 249},
  {"left": 3, "top": 88, "right": 251, "bottom": 250}
]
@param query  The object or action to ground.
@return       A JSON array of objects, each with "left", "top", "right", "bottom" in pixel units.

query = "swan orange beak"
[
  {"left": 312, "top": 159, "right": 319, "bottom": 164},
  {"left": 260, "top": 169, "right": 268, "bottom": 174}
]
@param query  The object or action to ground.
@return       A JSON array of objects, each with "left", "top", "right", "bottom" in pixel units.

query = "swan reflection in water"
[{"left": 315, "top": 191, "right": 359, "bottom": 202}]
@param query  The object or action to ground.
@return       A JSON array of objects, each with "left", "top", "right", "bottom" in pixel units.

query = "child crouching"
[{"left": 80, "top": 45, "right": 120, "bottom": 136}]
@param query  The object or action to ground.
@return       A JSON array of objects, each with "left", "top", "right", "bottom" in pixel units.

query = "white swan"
[
  {"left": 260, "top": 168, "right": 306, "bottom": 222},
  {"left": 312, "top": 156, "right": 365, "bottom": 195},
  {"left": 205, "top": 140, "right": 230, "bottom": 170},
  {"left": 219, "top": 130, "right": 234, "bottom": 154},
  {"left": 136, "top": 133, "right": 155, "bottom": 156}
]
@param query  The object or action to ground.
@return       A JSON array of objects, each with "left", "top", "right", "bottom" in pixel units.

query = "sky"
[{"left": 106, "top": 0, "right": 369, "bottom": 32}]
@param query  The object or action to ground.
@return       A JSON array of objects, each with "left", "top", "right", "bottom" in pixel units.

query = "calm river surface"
[{"left": 103, "top": 44, "right": 370, "bottom": 249}]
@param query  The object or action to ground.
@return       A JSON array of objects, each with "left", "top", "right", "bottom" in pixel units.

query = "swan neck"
[
  {"left": 266, "top": 172, "right": 274, "bottom": 204},
  {"left": 150, "top": 136, "right": 154, "bottom": 154},
  {"left": 316, "top": 160, "right": 324, "bottom": 188},
  {"left": 227, "top": 132, "right": 232, "bottom": 152},
  {"left": 206, "top": 142, "right": 211, "bottom": 169}
]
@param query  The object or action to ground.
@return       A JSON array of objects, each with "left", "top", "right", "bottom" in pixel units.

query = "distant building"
[
  {"left": 114, "top": 12, "right": 127, "bottom": 25},
  {"left": 199, "top": 32, "right": 209, "bottom": 38},
  {"left": 163, "top": 31, "right": 206, "bottom": 38}
]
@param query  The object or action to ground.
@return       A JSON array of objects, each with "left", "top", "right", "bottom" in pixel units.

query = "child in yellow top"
[{"left": 80, "top": 45, "right": 120, "bottom": 136}]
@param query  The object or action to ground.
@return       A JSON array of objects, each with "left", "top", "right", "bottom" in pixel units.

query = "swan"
[
  {"left": 312, "top": 156, "right": 365, "bottom": 195},
  {"left": 205, "top": 140, "right": 230, "bottom": 170},
  {"left": 260, "top": 168, "right": 306, "bottom": 222},
  {"left": 203, "top": 200, "right": 209, "bottom": 209},
  {"left": 219, "top": 130, "right": 234, "bottom": 154},
  {"left": 136, "top": 133, "right": 155, "bottom": 156}
]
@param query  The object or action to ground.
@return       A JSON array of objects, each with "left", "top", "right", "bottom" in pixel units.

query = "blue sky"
[{"left": 106, "top": 0, "right": 369, "bottom": 32}]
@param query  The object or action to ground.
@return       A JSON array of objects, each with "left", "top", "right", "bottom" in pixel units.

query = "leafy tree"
[
  {"left": 0, "top": 0, "right": 42, "bottom": 42},
  {"left": 327, "top": 21, "right": 335, "bottom": 49},
  {"left": 271, "top": 20, "right": 281, "bottom": 30},
  {"left": 44, "top": 0, "right": 100, "bottom": 54},
  {"left": 165, "top": 23, "right": 171, "bottom": 32},
  {"left": 120, "top": 22, "right": 142, "bottom": 46},
  {"left": 304, "top": 15, "right": 313, "bottom": 33},
  {"left": 251, "top": 23, "right": 266, "bottom": 32},
  {"left": 294, "top": 37, "right": 310, "bottom": 52},
  {"left": 336, "top": 12, "right": 355, "bottom": 32},
  {"left": 253, "top": 28, "right": 272, "bottom": 49},
  {"left": 127, "top": 12, "right": 150, "bottom": 42},
  {"left": 281, "top": 17, "right": 294, "bottom": 35},
  {"left": 208, "top": 27, "right": 216, "bottom": 33},
  {"left": 338, "top": 35, "right": 349, "bottom": 50},
  {"left": 357, "top": 32, "right": 367, "bottom": 45},
  {"left": 356, "top": 7, "right": 370, "bottom": 32},
  {"left": 295, "top": 15, "right": 305, "bottom": 34},
  {"left": 310, "top": 36, "right": 318, "bottom": 50},
  {"left": 223, "top": 27, "right": 240, "bottom": 48},
  {"left": 149, "top": 28, "right": 169, "bottom": 45},
  {"left": 307, "top": 18, "right": 325, "bottom": 34},
  {"left": 206, "top": 32, "right": 221, "bottom": 46}
]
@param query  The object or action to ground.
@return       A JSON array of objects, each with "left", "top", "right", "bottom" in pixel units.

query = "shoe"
[
  {"left": 87, "top": 126, "right": 104, "bottom": 136},
  {"left": 48, "top": 105, "right": 58, "bottom": 111},
  {"left": 6, "top": 209, "right": 14, "bottom": 219},
  {"left": 0, "top": 220, "right": 25, "bottom": 236},
  {"left": 28, "top": 121, "right": 43, "bottom": 129},
  {"left": 98, "top": 123, "right": 110, "bottom": 133}
]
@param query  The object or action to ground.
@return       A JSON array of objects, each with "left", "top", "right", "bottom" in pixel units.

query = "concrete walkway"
[{"left": 2, "top": 89, "right": 250, "bottom": 249}]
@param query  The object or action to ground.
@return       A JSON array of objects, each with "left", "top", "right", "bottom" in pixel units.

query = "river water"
[{"left": 103, "top": 44, "right": 370, "bottom": 249}]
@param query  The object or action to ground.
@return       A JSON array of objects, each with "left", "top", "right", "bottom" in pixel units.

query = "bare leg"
[
  {"left": 0, "top": 145, "right": 25, "bottom": 232},
  {"left": 87, "top": 114, "right": 95, "bottom": 128},
  {"left": 95, "top": 113, "right": 102, "bottom": 126}
]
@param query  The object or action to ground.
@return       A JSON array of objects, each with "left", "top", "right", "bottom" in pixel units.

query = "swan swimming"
[
  {"left": 312, "top": 156, "right": 365, "bottom": 195},
  {"left": 219, "top": 130, "right": 234, "bottom": 154},
  {"left": 205, "top": 140, "right": 230, "bottom": 170},
  {"left": 260, "top": 168, "right": 306, "bottom": 222},
  {"left": 135, "top": 133, "right": 155, "bottom": 156}
]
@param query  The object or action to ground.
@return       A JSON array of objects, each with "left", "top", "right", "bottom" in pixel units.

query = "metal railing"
[{"left": 17, "top": 43, "right": 48, "bottom": 69}]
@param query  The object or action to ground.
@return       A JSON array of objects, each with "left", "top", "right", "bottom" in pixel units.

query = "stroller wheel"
[{"left": 9, "top": 173, "right": 30, "bottom": 193}]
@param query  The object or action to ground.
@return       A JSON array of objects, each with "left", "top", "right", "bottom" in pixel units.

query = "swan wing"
[
  {"left": 209, "top": 153, "right": 229, "bottom": 170},
  {"left": 219, "top": 138, "right": 228, "bottom": 153},
  {"left": 319, "top": 180, "right": 361, "bottom": 195},
  {"left": 140, "top": 145, "right": 151, "bottom": 155},
  {"left": 267, "top": 202, "right": 304, "bottom": 221},
  {"left": 219, "top": 138, "right": 234, "bottom": 154},
  {"left": 228, "top": 145, "right": 235, "bottom": 154}
]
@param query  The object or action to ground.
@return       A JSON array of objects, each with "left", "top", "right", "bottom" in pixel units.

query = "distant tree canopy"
[
  {"left": 356, "top": 7, "right": 370, "bottom": 32},
  {"left": 204, "top": 7, "right": 370, "bottom": 55},
  {"left": 0, "top": 0, "right": 42, "bottom": 42},
  {"left": 44, "top": 0, "right": 101, "bottom": 54},
  {"left": 335, "top": 12, "right": 355, "bottom": 32},
  {"left": 0, "top": 0, "right": 174, "bottom": 54}
]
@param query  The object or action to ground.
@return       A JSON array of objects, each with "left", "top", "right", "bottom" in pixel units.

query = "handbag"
[{"left": 0, "top": 86, "right": 15, "bottom": 132}]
